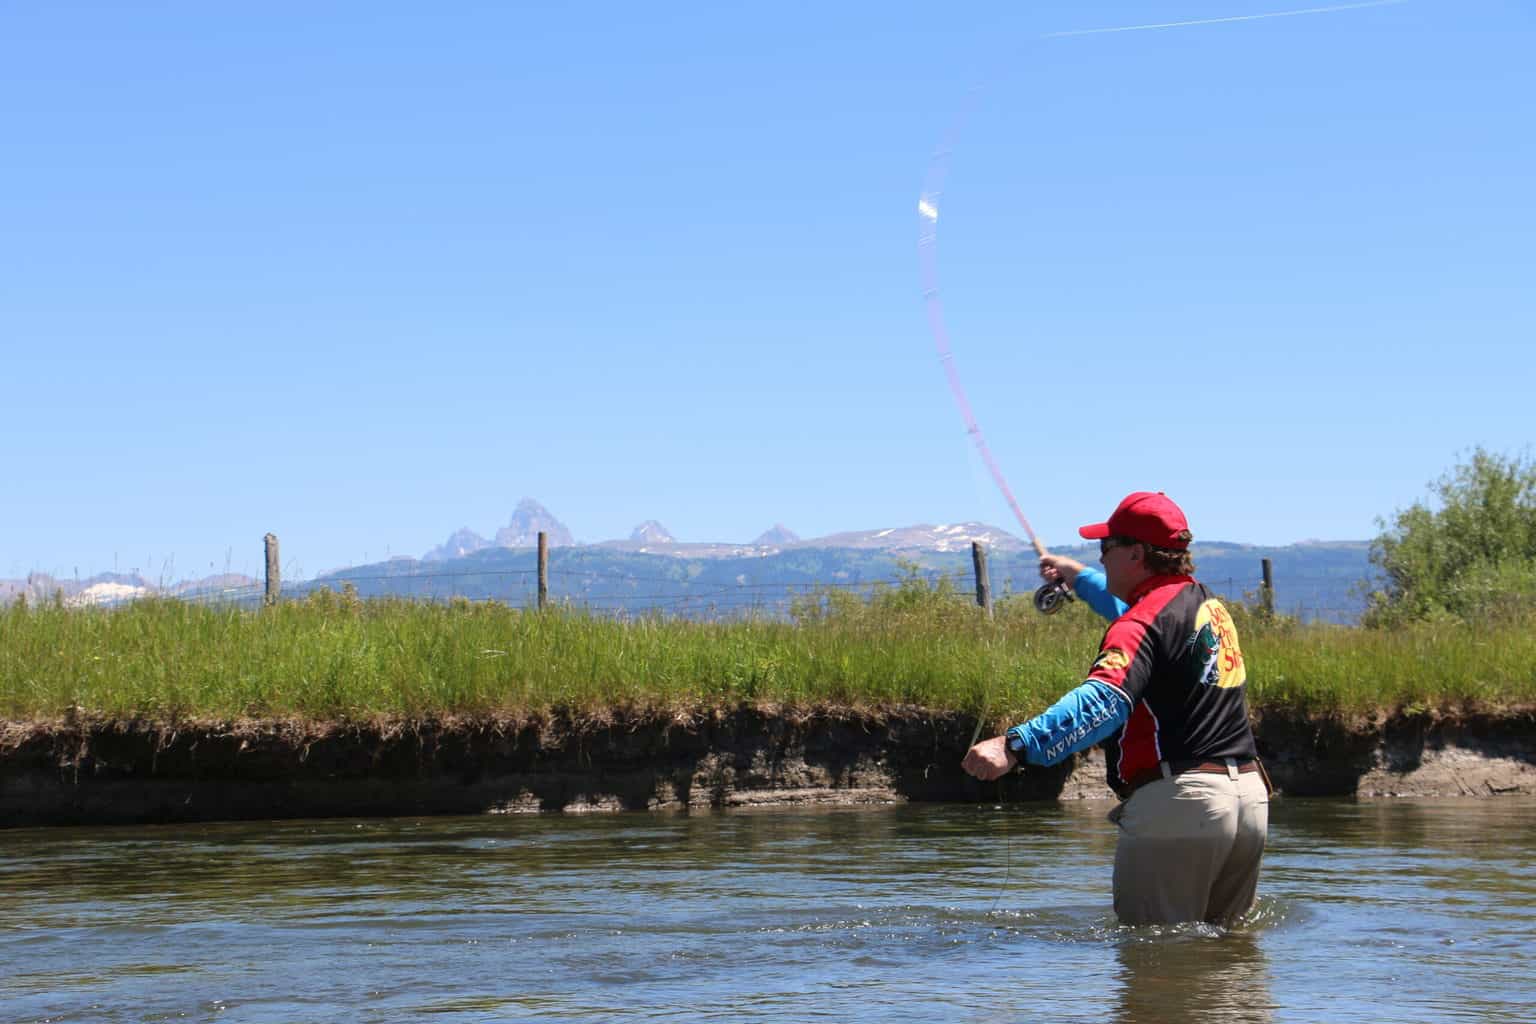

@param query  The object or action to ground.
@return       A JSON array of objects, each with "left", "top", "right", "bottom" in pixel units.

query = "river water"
[{"left": 2, "top": 799, "right": 1533, "bottom": 1023}]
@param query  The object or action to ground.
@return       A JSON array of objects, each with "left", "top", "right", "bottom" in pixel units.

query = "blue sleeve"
[
  {"left": 1074, "top": 567, "right": 1127, "bottom": 622},
  {"left": 1005, "top": 679, "right": 1133, "bottom": 767}
]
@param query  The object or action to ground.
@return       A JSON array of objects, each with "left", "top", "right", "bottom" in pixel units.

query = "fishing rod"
[
  {"left": 926, "top": 0, "right": 1411, "bottom": 766},
  {"left": 918, "top": 0, "right": 1409, "bottom": 620},
  {"left": 917, "top": 100, "right": 1074, "bottom": 618}
]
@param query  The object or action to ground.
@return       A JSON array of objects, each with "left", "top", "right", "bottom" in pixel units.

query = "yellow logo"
[
  {"left": 1093, "top": 647, "right": 1131, "bottom": 674},
  {"left": 1192, "top": 599, "right": 1246, "bottom": 689}
]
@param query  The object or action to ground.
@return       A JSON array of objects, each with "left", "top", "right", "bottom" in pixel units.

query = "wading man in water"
[{"left": 962, "top": 491, "right": 1269, "bottom": 926}]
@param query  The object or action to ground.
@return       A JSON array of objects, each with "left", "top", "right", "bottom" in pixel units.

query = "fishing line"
[
  {"left": 1041, "top": 0, "right": 1407, "bottom": 39},
  {"left": 921, "top": 0, "right": 1413, "bottom": 562},
  {"left": 920, "top": 0, "right": 1410, "bottom": 909}
]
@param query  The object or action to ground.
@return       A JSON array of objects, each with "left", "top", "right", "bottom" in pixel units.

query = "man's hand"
[
  {"left": 962, "top": 735, "right": 1017, "bottom": 781},
  {"left": 1039, "top": 553, "right": 1086, "bottom": 586}
]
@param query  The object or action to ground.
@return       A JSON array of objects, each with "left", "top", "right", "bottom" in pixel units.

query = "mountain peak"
[
  {"left": 494, "top": 498, "right": 574, "bottom": 549},
  {"left": 630, "top": 520, "right": 675, "bottom": 545},
  {"left": 753, "top": 523, "right": 799, "bottom": 546},
  {"left": 422, "top": 527, "right": 491, "bottom": 562}
]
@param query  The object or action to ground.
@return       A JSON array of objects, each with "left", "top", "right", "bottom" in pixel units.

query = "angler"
[{"left": 962, "top": 491, "right": 1271, "bottom": 926}]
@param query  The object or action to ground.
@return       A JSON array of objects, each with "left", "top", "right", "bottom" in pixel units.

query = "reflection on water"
[
  {"left": 1114, "top": 929, "right": 1273, "bottom": 1024},
  {"left": 1, "top": 799, "right": 1533, "bottom": 1022}
]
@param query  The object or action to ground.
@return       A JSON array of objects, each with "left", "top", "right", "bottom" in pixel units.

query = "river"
[{"left": 3, "top": 799, "right": 1532, "bottom": 1022}]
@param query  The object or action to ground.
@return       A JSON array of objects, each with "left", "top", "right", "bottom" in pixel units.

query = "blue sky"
[{"left": 3, "top": 1, "right": 1531, "bottom": 582}]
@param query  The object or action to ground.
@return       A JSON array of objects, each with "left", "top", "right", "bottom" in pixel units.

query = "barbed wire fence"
[
  {"left": 202, "top": 533, "right": 1370, "bottom": 624},
  {"left": 18, "top": 532, "right": 1375, "bottom": 624}
]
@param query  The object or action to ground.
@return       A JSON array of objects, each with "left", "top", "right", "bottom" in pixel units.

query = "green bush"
[{"left": 1365, "top": 449, "right": 1536, "bottom": 626}]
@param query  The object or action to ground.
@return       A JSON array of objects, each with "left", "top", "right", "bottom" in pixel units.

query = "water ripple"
[{"left": 2, "top": 801, "right": 1535, "bottom": 1022}]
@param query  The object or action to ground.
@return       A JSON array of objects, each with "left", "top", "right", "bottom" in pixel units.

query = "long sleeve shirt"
[
  {"left": 1071, "top": 567, "right": 1126, "bottom": 621},
  {"left": 1004, "top": 567, "right": 1129, "bottom": 766},
  {"left": 1004, "top": 566, "right": 1256, "bottom": 788}
]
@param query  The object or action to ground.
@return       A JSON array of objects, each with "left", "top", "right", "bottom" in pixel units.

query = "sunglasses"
[{"left": 1100, "top": 537, "right": 1139, "bottom": 557}]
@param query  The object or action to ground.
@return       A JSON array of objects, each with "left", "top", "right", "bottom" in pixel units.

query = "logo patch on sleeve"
[{"left": 1093, "top": 647, "right": 1131, "bottom": 675}]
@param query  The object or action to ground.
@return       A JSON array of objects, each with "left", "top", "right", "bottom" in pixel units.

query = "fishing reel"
[{"left": 1032, "top": 580, "right": 1075, "bottom": 616}]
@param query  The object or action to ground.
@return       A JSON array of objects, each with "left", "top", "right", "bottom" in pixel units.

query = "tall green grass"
[{"left": 2, "top": 580, "right": 1532, "bottom": 724}]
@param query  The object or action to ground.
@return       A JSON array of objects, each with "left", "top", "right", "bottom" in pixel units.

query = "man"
[{"left": 961, "top": 491, "right": 1268, "bottom": 926}]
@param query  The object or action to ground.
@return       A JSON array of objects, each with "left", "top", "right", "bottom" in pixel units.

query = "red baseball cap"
[{"left": 1078, "top": 491, "right": 1191, "bottom": 549}]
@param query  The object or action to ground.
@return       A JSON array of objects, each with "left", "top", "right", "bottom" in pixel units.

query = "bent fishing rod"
[
  {"left": 918, "top": 0, "right": 1409, "bottom": 620},
  {"left": 917, "top": 117, "right": 1073, "bottom": 619}
]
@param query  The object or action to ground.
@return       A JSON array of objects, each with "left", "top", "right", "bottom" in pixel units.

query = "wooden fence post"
[
  {"left": 537, "top": 531, "right": 549, "bottom": 610},
  {"left": 971, "top": 541, "right": 992, "bottom": 618},
  {"left": 264, "top": 533, "right": 280, "bottom": 606},
  {"left": 1260, "top": 558, "right": 1274, "bottom": 616}
]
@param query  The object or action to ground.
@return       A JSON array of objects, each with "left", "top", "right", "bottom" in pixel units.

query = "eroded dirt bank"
[{"left": 3, "top": 706, "right": 1533, "bottom": 826}]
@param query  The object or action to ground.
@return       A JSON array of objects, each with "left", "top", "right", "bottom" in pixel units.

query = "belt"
[{"left": 1121, "top": 758, "right": 1259, "bottom": 798}]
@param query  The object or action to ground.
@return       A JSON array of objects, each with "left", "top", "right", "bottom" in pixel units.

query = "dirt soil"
[{"left": 2, "top": 705, "right": 1533, "bottom": 826}]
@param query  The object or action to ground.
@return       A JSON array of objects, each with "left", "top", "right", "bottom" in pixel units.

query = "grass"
[{"left": 2, "top": 578, "right": 1533, "bottom": 726}]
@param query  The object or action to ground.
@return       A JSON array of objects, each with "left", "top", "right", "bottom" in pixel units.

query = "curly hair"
[
  {"left": 1142, "top": 529, "right": 1195, "bottom": 576},
  {"left": 1108, "top": 532, "right": 1194, "bottom": 575}
]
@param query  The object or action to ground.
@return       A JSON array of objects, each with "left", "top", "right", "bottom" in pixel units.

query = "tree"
[{"left": 1365, "top": 449, "right": 1536, "bottom": 625}]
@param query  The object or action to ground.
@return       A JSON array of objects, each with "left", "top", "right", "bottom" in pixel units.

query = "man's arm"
[
  {"left": 1039, "top": 554, "right": 1126, "bottom": 621},
  {"left": 961, "top": 679, "right": 1132, "bottom": 781},
  {"left": 1072, "top": 567, "right": 1128, "bottom": 621}
]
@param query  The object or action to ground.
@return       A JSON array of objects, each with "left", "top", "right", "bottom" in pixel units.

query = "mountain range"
[
  {"left": 2, "top": 498, "right": 1380, "bottom": 621},
  {"left": 0, "top": 572, "right": 259, "bottom": 609},
  {"left": 419, "top": 498, "right": 1018, "bottom": 561},
  {"left": 311, "top": 500, "right": 1376, "bottom": 623},
  {"left": 421, "top": 499, "right": 576, "bottom": 560}
]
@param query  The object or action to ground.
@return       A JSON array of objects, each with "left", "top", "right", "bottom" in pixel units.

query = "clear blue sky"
[{"left": 4, "top": 1, "right": 1531, "bottom": 582}]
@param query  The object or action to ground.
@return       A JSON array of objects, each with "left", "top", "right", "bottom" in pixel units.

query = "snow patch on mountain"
[
  {"left": 66, "top": 582, "right": 149, "bottom": 607},
  {"left": 630, "top": 521, "right": 675, "bottom": 545}
]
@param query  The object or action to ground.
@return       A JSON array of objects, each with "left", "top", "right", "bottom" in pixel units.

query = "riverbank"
[{"left": 4, "top": 705, "right": 1533, "bottom": 826}]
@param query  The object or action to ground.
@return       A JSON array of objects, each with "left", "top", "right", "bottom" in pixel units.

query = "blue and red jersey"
[{"left": 1005, "top": 569, "right": 1257, "bottom": 793}]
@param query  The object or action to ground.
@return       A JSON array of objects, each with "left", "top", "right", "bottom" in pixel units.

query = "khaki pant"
[{"left": 1107, "top": 767, "right": 1269, "bottom": 926}]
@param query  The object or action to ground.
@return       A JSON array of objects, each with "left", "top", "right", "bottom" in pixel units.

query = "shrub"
[{"left": 1365, "top": 449, "right": 1536, "bottom": 626}]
